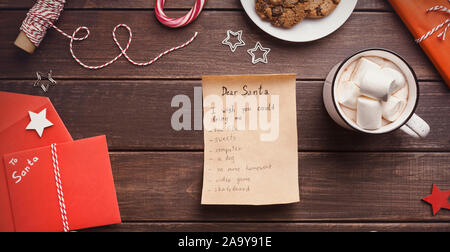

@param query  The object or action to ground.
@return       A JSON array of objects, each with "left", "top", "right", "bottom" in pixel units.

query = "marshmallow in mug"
[
  {"left": 360, "top": 68, "right": 404, "bottom": 102},
  {"left": 380, "top": 67, "right": 406, "bottom": 90},
  {"left": 392, "top": 85, "right": 408, "bottom": 100},
  {"left": 382, "top": 96, "right": 406, "bottom": 122},
  {"left": 357, "top": 97, "right": 382, "bottom": 130},
  {"left": 337, "top": 80, "right": 360, "bottom": 109},
  {"left": 350, "top": 58, "right": 381, "bottom": 86}
]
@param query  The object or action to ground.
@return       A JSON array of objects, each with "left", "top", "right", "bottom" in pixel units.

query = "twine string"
[
  {"left": 416, "top": 0, "right": 450, "bottom": 43},
  {"left": 20, "top": 0, "right": 198, "bottom": 70},
  {"left": 50, "top": 143, "right": 70, "bottom": 232}
]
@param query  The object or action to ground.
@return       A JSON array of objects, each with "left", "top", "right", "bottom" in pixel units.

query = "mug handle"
[{"left": 400, "top": 114, "right": 430, "bottom": 138}]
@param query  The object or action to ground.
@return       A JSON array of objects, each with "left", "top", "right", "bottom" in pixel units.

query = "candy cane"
[{"left": 155, "top": 0, "right": 207, "bottom": 28}]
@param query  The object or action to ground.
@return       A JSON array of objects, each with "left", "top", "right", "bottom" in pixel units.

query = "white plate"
[{"left": 241, "top": 0, "right": 358, "bottom": 42}]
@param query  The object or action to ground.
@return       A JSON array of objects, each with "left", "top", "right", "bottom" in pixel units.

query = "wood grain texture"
[
  {"left": 88, "top": 222, "right": 450, "bottom": 232},
  {"left": 107, "top": 152, "right": 450, "bottom": 222},
  {"left": 0, "top": 80, "right": 448, "bottom": 151},
  {"left": 1, "top": 0, "right": 448, "bottom": 232},
  {"left": 1, "top": 11, "right": 440, "bottom": 80},
  {"left": 0, "top": 0, "right": 392, "bottom": 11}
]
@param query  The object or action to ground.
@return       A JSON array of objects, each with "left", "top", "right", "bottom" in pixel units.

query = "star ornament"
[
  {"left": 422, "top": 184, "right": 450, "bottom": 215},
  {"left": 247, "top": 42, "right": 271, "bottom": 64},
  {"left": 222, "top": 30, "right": 246, "bottom": 52},
  {"left": 26, "top": 108, "right": 53, "bottom": 138}
]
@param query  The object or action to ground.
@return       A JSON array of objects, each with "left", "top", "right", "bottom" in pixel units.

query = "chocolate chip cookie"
[
  {"left": 255, "top": 0, "right": 308, "bottom": 28},
  {"left": 305, "top": 0, "right": 340, "bottom": 19}
]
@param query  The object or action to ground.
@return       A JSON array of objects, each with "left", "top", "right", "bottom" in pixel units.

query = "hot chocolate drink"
[
  {"left": 336, "top": 55, "right": 409, "bottom": 130},
  {"left": 323, "top": 48, "right": 429, "bottom": 138}
]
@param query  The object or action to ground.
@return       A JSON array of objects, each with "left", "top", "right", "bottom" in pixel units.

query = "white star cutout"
[
  {"left": 222, "top": 30, "right": 246, "bottom": 52},
  {"left": 26, "top": 108, "right": 53, "bottom": 138},
  {"left": 247, "top": 42, "right": 271, "bottom": 64}
]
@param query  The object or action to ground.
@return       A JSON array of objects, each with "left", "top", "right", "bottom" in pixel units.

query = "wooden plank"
[
  {"left": 107, "top": 152, "right": 450, "bottom": 222},
  {"left": 88, "top": 222, "right": 450, "bottom": 232},
  {"left": 1, "top": 11, "right": 439, "bottom": 80},
  {"left": 0, "top": 0, "right": 392, "bottom": 11},
  {"left": 0, "top": 80, "right": 448, "bottom": 151}
]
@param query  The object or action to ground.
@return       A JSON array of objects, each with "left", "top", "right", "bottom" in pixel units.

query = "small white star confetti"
[
  {"left": 26, "top": 108, "right": 53, "bottom": 138},
  {"left": 247, "top": 42, "right": 271, "bottom": 64},
  {"left": 222, "top": 30, "right": 246, "bottom": 52}
]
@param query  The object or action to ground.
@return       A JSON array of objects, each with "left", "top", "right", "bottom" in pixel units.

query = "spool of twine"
[{"left": 15, "top": 0, "right": 66, "bottom": 53}]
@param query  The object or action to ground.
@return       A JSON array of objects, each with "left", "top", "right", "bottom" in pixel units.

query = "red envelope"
[
  {"left": 0, "top": 91, "right": 73, "bottom": 232},
  {"left": 3, "top": 135, "right": 121, "bottom": 232}
]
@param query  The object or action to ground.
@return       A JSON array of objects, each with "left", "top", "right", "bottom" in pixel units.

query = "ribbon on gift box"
[{"left": 416, "top": 1, "right": 450, "bottom": 43}]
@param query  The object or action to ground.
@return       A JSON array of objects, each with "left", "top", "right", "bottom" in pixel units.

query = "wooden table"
[{"left": 1, "top": 0, "right": 449, "bottom": 232}]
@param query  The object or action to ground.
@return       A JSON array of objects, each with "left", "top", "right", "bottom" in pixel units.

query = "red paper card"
[
  {"left": 0, "top": 91, "right": 73, "bottom": 232},
  {"left": 3, "top": 135, "right": 121, "bottom": 232}
]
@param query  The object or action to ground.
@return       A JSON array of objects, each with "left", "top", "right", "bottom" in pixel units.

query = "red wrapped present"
[{"left": 389, "top": 0, "right": 450, "bottom": 87}]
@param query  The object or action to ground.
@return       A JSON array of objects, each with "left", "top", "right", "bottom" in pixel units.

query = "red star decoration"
[{"left": 422, "top": 184, "right": 450, "bottom": 215}]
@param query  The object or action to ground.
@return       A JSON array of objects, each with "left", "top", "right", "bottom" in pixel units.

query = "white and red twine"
[
  {"left": 19, "top": 0, "right": 202, "bottom": 70},
  {"left": 50, "top": 143, "right": 70, "bottom": 232},
  {"left": 416, "top": 0, "right": 450, "bottom": 43}
]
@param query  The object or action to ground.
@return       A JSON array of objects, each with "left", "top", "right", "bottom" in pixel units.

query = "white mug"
[{"left": 323, "top": 48, "right": 430, "bottom": 138}]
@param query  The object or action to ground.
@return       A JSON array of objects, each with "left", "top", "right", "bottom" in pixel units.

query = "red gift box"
[{"left": 389, "top": 0, "right": 450, "bottom": 87}]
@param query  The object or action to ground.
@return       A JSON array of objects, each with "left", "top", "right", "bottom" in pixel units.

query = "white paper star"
[
  {"left": 222, "top": 30, "right": 246, "bottom": 52},
  {"left": 247, "top": 42, "right": 271, "bottom": 64},
  {"left": 26, "top": 108, "right": 53, "bottom": 138}
]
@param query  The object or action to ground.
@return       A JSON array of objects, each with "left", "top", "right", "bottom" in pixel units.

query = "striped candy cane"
[{"left": 155, "top": 0, "right": 207, "bottom": 28}]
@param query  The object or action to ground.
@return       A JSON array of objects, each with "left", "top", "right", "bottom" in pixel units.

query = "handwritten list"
[{"left": 201, "top": 74, "right": 299, "bottom": 205}]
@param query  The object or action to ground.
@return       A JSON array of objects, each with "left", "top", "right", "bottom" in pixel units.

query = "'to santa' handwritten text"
[{"left": 9, "top": 157, "right": 40, "bottom": 184}]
